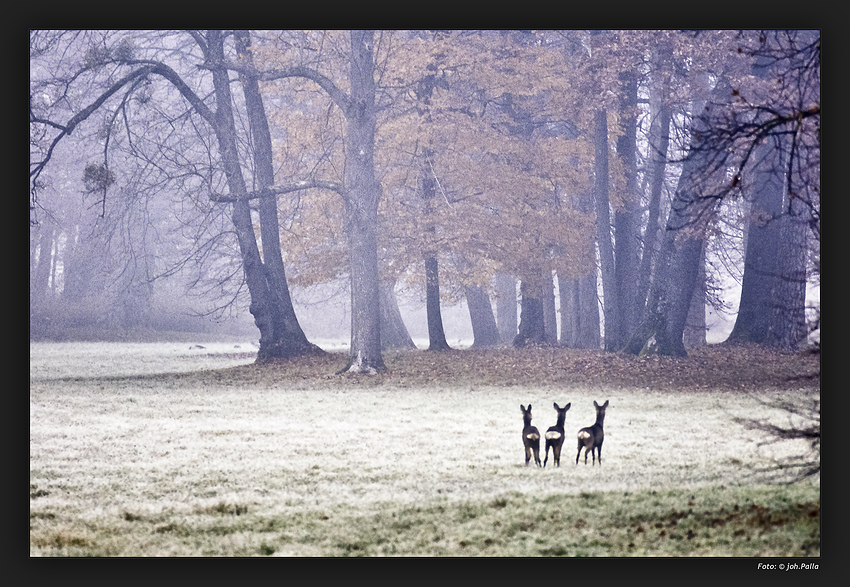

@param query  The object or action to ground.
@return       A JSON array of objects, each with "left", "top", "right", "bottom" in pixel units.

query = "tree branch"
[
  {"left": 200, "top": 59, "right": 352, "bottom": 113},
  {"left": 30, "top": 65, "right": 157, "bottom": 182},
  {"left": 210, "top": 178, "right": 343, "bottom": 203}
]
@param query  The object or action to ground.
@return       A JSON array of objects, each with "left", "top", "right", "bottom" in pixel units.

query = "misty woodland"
[
  {"left": 30, "top": 31, "right": 820, "bottom": 558},
  {"left": 30, "top": 30, "right": 819, "bottom": 364}
]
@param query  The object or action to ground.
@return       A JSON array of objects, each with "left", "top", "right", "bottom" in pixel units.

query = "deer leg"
[{"left": 553, "top": 444, "right": 561, "bottom": 467}]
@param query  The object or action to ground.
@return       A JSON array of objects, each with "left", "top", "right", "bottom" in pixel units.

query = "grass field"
[{"left": 29, "top": 341, "right": 820, "bottom": 557}]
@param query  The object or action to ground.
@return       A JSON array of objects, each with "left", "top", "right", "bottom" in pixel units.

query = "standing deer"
[
  {"left": 520, "top": 404, "right": 541, "bottom": 467},
  {"left": 544, "top": 402, "right": 571, "bottom": 467},
  {"left": 576, "top": 400, "right": 609, "bottom": 465}
]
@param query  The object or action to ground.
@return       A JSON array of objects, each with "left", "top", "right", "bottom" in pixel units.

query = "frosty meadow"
[{"left": 30, "top": 341, "right": 820, "bottom": 556}]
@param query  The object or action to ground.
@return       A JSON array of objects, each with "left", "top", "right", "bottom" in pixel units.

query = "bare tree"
[{"left": 30, "top": 30, "right": 322, "bottom": 358}]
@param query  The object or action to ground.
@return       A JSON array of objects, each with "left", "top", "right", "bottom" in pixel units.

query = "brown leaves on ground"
[{"left": 184, "top": 343, "right": 820, "bottom": 393}]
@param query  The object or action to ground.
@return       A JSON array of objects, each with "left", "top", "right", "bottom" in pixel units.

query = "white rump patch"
[
  {"left": 545, "top": 431, "right": 562, "bottom": 440},
  {"left": 526, "top": 433, "right": 540, "bottom": 440},
  {"left": 578, "top": 430, "right": 592, "bottom": 440}
]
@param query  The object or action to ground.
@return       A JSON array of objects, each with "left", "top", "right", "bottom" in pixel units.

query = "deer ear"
[
  {"left": 565, "top": 403, "right": 571, "bottom": 410},
  {"left": 594, "top": 401, "right": 599, "bottom": 408},
  {"left": 553, "top": 402, "right": 559, "bottom": 410},
  {"left": 603, "top": 400, "right": 609, "bottom": 407}
]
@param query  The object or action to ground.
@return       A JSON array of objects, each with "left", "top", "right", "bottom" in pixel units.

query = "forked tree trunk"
[
  {"left": 234, "top": 31, "right": 323, "bottom": 360},
  {"left": 626, "top": 76, "right": 716, "bottom": 357},
  {"left": 207, "top": 31, "right": 285, "bottom": 359}
]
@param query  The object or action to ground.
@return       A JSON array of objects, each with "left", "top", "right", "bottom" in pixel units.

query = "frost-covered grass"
[
  {"left": 29, "top": 341, "right": 258, "bottom": 380},
  {"left": 29, "top": 342, "right": 819, "bottom": 556}
]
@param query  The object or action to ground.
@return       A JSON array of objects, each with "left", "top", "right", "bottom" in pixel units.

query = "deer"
[
  {"left": 520, "top": 404, "right": 541, "bottom": 467},
  {"left": 543, "top": 402, "right": 571, "bottom": 467},
  {"left": 576, "top": 400, "right": 609, "bottom": 466}
]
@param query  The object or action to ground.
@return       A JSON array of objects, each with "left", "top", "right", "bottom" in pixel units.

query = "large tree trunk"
[
  {"left": 379, "top": 280, "right": 416, "bottom": 350},
  {"left": 494, "top": 273, "right": 517, "bottom": 344},
  {"left": 764, "top": 200, "right": 809, "bottom": 349},
  {"left": 465, "top": 284, "right": 500, "bottom": 348},
  {"left": 726, "top": 150, "right": 783, "bottom": 344},
  {"left": 615, "top": 71, "right": 641, "bottom": 341},
  {"left": 208, "top": 31, "right": 283, "bottom": 358},
  {"left": 342, "top": 30, "right": 386, "bottom": 373},
  {"left": 234, "top": 31, "right": 323, "bottom": 361}
]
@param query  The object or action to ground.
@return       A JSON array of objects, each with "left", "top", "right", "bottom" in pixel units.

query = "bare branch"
[
  {"left": 209, "top": 179, "right": 343, "bottom": 203},
  {"left": 199, "top": 58, "right": 353, "bottom": 113}
]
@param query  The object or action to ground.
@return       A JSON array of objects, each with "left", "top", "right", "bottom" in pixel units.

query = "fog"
[{"left": 30, "top": 31, "right": 819, "bottom": 352}]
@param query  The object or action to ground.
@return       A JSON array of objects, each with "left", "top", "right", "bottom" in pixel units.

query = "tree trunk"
[
  {"left": 514, "top": 273, "right": 546, "bottom": 347},
  {"left": 420, "top": 159, "right": 449, "bottom": 351},
  {"left": 494, "top": 273, "right": 517, "bottom": 344},
  {"left": 635, "top": 44, "right": 673, "bottom": 328},
  {"left": 615, "top": 71, "right": 641, "bottom": 340},
  {"left": 207, "top": 31, "right": 283, "bottom": 358},
  {"left": 557, "top": 273, "right": 576, "bottom": 347},
  {"left": 30, "top": 223, "right": 54, "bottom": 307},
  {"left": 424, "top": 256, "right": 450, "bottom": 350},
  {"left": 234, "top": 31, "right": 323, "bottom": 360},
  {"left": 593, "top": 109, "right": 622, "bottom": 351},
  {"left": 379, "top": 280, "right": 416, "bottom": 350},
  {"left": 542, "top": 269, "right": 558, "bottom": 344},
  {"left": 683, "top": 243, "right": 707, "bottom": 350},
  {"left": 764, "top": 202, "right": 809, "bottom": 349},
  {"left": 342, "top": 30, "right": 385, "bottom": 373},
  {"left": 626, "top": 76, "right": 715, "bottom": 357},
  {"left": 726, "top": 137, "right": 785, "bottom": 345},
  {"left": 558, "top": 273, "right": 600, "bottom": 349},
  {"left": 465, "top": 284, "right": 500, "bottom": 348}
]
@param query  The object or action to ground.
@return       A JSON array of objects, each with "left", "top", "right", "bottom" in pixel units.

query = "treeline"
[{"left": 30, "top": 31, "right": 820, "bottom": 367}]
